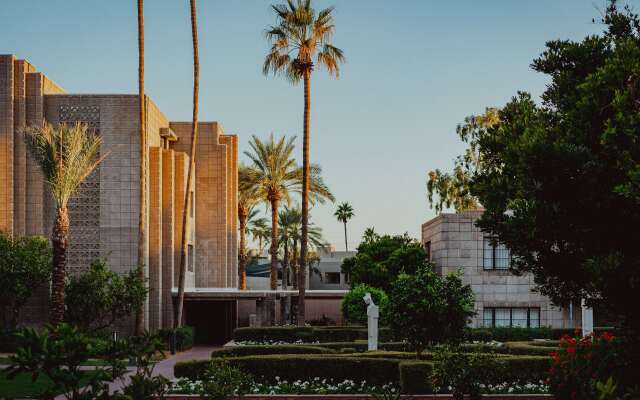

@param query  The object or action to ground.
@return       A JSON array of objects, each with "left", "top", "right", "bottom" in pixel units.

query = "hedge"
[
  {"left": 335, "top": 351, "right": 432, "bottom": 360},
  {"left": 464, "top": 327, "right": 553, "bottom": 342},
  {"left": 459, "top": 341, "right": 557, "bottom": 356},
  {"left": 174, "top": 359, "right": 210, "bottom": 380},
  {"left": 211, "top": 344, "right": 335, "bottom": 358},
  {"left": 399, "top": 361, "right": 434, "bottom": 394},
  {"left": 314, "top": 341, "right": 411, "bottom": 352},
  {"left": 499, "top": 355, "right": 552, "bottom": 383},
  {"left": 233, "top": 326, "right": 394, "bottom": 343},
  {"left": 158, "top": 326, "right": 194, "bottom": 352}
]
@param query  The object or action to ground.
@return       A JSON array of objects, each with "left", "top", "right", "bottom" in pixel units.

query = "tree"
[
  {"left": 457, "top": 3, "right": 640, "bottom": 338},
  {"left": 426, "top": 108, "right": 498, "bottom": 213},
  {"left": 263, "top": 0, "right": 345, "bottom": 325},
  {"left": 249, "top": 220, "right": 270, "bottom": 256},
  {"left": 387, "top": 265, "right": 475, "bottom": 357},
  {"left": 341, "top": 233, "right": 427, "bottom": 292},
  {"left": 24, "top": 122, "right": 105, "bottom": 325},
  {"left": 0, "top": 233, "right": 51, "bottom": 331},
  {"left": 362, "top": 227, "right": 378, "bottom": 244},
  {"left": 334, "top": 202, "right": 354, "bottom": 251},
  {"left": 65, "top": 259, "right": 147, "bottom": 332},
  {"left": 341, "top": 284, "right": 388, "bottom": 325},
  {"left": 135, "top": 0, "right": 147, "bottom": 336},
  {"left": 243, "top": 134, "right": 333, "bottom": 293},
  {"left": 238, "top": 164, "right": 261, "bottom": 290},
  {"left": 175, "top": 0, "right": 200, "bottom": 328}
]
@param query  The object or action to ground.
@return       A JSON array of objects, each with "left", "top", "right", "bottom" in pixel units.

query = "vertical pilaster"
[
  {"left": 148, "top": 147, "right": 163, "bottom": 330},
  {"left": 0, "top": 55, "right": 15, "bottom": 233},
  {"left": 25, "top": 72, "right": 45, "bottom": 235},
  {"left": 161, "top": 149, "right": 175, "bottom": 328}
]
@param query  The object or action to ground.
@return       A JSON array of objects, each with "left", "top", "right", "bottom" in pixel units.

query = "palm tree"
[
  {"left": 24, "top": 122, "right": 106, "bottom": 325},
  {"left": 363, "top": 227, "right": 378, "bottom": 244},
  {"left": 263, "top": 0, "right": 344, "bottom": 325},
  {"left": 250, "top": 220, "right": 270, "bottom": 256},
  {"left": 278, "top": 206, "right": 301, "bottom": 288},
  {"left": 175, "top": 0, "right": 200, "bottom": 328},
  {"left": 238, "top": 164, "right": 261, "bottom": 290},
  {"left": 135, "top": 0, "right": 146, "bottom": 336},
  {"left": 334, "top": 202, "right": 354, "bottom": 251}
]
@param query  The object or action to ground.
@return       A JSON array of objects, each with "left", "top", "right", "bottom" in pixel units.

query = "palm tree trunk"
[
  {"left": 344, "top": 221, "right": 348, "bottom": 252},
  {"left": 297, "top": 69, "right": 311, "bottom": 326},
  {"left": 175, "top": 0, "right": 199, "bottom": 328},
  {"left": 291, "top": 238, "right": 298, "bottom": 290},
  {"left": 269, "top": 195, "right": 280, "bottom": 291},
  {"left": 238, "top": 210, "right": 247, "bottom": 290},
  {"left": 282, "top": 237, "right": 289, "bottom": 288},
  {"left": 135, "top": 0, "right": 146, "bottom": 336},
  {"left": 50, "top": 206, "right": 69, "bottom": 325}
]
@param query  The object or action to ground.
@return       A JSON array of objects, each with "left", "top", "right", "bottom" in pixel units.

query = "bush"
[
  {"left": 174, "top": 359, "right": 211, "bottom": 380},
  {"left": 341, "top": 284, "right": 388, "bottom": 324},
  {"left": 0, "top": 331, "right": 18, "bottom": 352},
  {"left": 399, "top": 361, "right": 434, "bottom": 394},
  {"left": 211, "top": 344, "right": 334, "bottom": 357},
  {"left": 158, "top": 326, "right": 194, "bottom": 352},
  {"left": 549, "top": 333, "right": 632, "bottom": 400},
  {"left": 499, "top": 355, "right": 551, "bottom": 384},
  {"left": 199, "top": 360, "right": 252, "bottom": 400},
  {"left": 432, "top": 349, "right": 502, "bottom": 400},
  {"left": 465, "top": 327, "right": 553, "bottom": 341},
  {"left": 233, "top": 326, "right": 314, "bottom": 342},
  {"left": 459, "top": 341, "right": 557, "bottom": 356}
]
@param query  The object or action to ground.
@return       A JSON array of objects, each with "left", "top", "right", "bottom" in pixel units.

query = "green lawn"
[{"left": 0, "top": 370, "right": 96, "bottom": 399}]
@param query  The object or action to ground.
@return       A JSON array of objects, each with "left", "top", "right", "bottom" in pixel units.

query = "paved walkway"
[{"left": 52, "top": 346, "right": 218, "bottom": 399}]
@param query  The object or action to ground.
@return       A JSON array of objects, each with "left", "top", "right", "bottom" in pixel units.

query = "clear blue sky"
[{"left": 1, "top": 0, "right": 613, "bottom": 249}]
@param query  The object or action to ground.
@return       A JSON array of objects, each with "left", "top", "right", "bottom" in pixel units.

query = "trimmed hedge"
[
  {"left": 233, "top": 326, "right": 394, "bottom": 343},
  {"left": 211, "top": 344, "right": 335, "bottom": 358},
  {"left": 459, "top": 341, "right": 557, "bottom": 356},
  {"left": 174, "top": 359, "right": 210, "bottom": 380},
  {"left": 464, "top": 327, "right": 553, "bottom": 342},
  {"left": 335, "top": 351, "right": 432, "bottom": 360},
  {"left": 399, "top": 361, "right": 434, "bottom": 394},
  {"left": 499, "top": 355, "right": 552, "bottom": 383},
  {"left": 314, "top": 341, "right": 412, "bottom": 352},
  {"left": 158, "top": 326, "right": 194, "bottom": 352}
]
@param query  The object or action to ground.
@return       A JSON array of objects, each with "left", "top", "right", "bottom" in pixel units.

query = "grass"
[{"left": 0, "top": 369, "right": 101, "bottom": 398}]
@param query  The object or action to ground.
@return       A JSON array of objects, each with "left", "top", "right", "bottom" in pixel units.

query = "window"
[
  {"left": 483, "top": 237, "right": 510, "bottom": 270},
  {"left": 424, "top": 241, "right": 431, "bottom": 261},
  {"left": 483, "top": 307, "right": 540, "bottom": 328},
  {"left": 325, "top": 272, "right": 340, "bottom": 284}
]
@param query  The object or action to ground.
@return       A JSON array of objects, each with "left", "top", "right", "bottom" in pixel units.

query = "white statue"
[
  {"left": 363, "top": 292, "right": 379, "bottom": 351},
  {"left": 581, "top": 298, "right": 594, "bottom": 337}
]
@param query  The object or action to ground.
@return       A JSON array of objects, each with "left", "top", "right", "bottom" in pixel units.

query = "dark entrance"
[{"left": 185, "top": 300, "right": 237, "bottom": 345}]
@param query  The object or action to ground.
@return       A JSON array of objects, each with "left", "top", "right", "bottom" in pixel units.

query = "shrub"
[
  {"left": 465, "top": 327, "right": 553, "bottom": 341},
  {"left": 341, "top": 284, "right": 388, "bottom": 324},
  {"left": 211, "top": 344, "right": 334, "bottom": 357},
  {"left": 233, "top": 326, "right": 314, "bottom": 342},
  {"left": 399, "top": 361, "right": 434, "bottom": 394},
  {"left": 431, "top": 348, "right": 502, "bottom": 400},
  {"left": 199, "top": 360, "right": 252, "bottom": 400},
  {"left": 388, "top": 265, "right": 475, "bottom": 355},
  {"left": 174, "top": 359, "right": 211, "bottom": 380},
  {"left": 459, "top": 341, "right": 557, "bottom": 356},
  {"left": 548, "top": 333, "right": 632, "bottom": 400},
  {"left": 499, "top": 355, "right": 552, "bottom": 383},
  {"left": 158, "top": 326, "right": 194, "bottom": 352},
  {"left": 225, "top": 355, "right": 400, "bottom": 386}
]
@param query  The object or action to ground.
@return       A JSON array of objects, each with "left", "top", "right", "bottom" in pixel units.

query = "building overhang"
[{"left": 171, "top": 288, "right": 348, "bottom": 300}]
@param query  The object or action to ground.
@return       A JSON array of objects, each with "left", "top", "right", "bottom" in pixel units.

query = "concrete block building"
[
  {"left": 0, "top": 54, "right": 238, "bottom": 332},
  {"left": 422, "top": 210, "right": 581, "bottom": 329}
]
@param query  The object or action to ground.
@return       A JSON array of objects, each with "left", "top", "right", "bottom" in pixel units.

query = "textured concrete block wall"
[
  {"left": 149, "top": 147, "right": 163, "bottom": 330},
  {"left": 0, "top": 55, "right": 15, "bottom": 233},
  {"left": 161, "top": 149, "right": 176, "bottom": 328},
  {"left": 422, "top": 210, "right": 569, "bottom": 328}
]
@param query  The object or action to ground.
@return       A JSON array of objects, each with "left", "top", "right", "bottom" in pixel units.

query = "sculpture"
[{"left": 363, "top": 292, "right": 379, "bottom": 351}]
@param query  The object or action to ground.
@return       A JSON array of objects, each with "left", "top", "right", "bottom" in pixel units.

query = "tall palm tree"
[
  {"left": 238, "top": 164, "right": 261, "bottom": 290},
  {"left": 250, "top": 221, "right": 270, "bottom": 256},
  {"left": 334, "top": 202, "right": 354, "bottom": 252},
  {"left": 278, "top": 206, "right": 301, "bottom": 288},
  {"left": 263, "top": 0, "right": 344, "bottom": 325},
  {"left": 175, "top": 0, "right": 200, "bottom": 328},
  {"left": 135, "top": 0, "right": 146, "bottom": 336},
  {"left": 282, "top": 208, "right": 328, "bottom": 290},
  {"left": 24, "top": 122, "right": 106, "bottom": 325}
]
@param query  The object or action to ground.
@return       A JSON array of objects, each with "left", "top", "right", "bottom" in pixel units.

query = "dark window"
[
  {"left": 325, "top": 272, "right": 340, "bottom": 284},
  {"left": 424, "top": 241, "right": 431, "bottom": 261},
  {"left": 483, "top": 237, "right": 510, "bottom": 270},
  {"left": 483, "top": 307, "right": 540, "bottom": 328}
]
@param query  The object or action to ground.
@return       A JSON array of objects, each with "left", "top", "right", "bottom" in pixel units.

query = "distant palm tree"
[
  {"left": 135, "top": 0, "right": 147, "bottom": 336},
  {"left": 334, "top": 202, "right": 354, "bottom": 251},
  {"left": 263, "top": 0, "right": 344, "bottom": 325},
  {"left": 250, "top": 220, "right": 270, "bottom": 255},
  {"left": 175, "top": 0, "right": 200, "bottom": 328},
  {"left": 24, "top": 122, "right": 106, "bottom": 325},
  {"left": 244, "top": 135, "right": 333, "bottom": 294},
  {"left": 363, "top": 227, "right": 378, "bottom": 244},
  {"left": 278, "top": 206, "right": 301, "bottom": 288},
  {"left": 238, "top": 164, "right": 261, "bottom": 290}
]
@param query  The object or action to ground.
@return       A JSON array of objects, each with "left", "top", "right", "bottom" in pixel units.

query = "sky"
[{"left": 1, "top": 0, "right": 614, "bottom": 250}]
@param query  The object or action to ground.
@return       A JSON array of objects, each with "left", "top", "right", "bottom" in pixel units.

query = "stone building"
[
  {"left": 0, "top": 54, "right": 238, "bottom": 332},
  {"left": 421, "top": 210, "right": 582, "bottom": 329}
]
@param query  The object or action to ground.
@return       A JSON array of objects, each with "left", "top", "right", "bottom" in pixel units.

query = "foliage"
[
  {"left": 387, "top": 265, "right": 475, "bottom": 355},
  {"left": 0, "top": 233, "right": 51, "bottom": 330},
  {"left": 119, "top": 332, "right": 169, "bottom": 400},
  {"left": 65, "top": 259, "right": 147, "bottom": 332},
  {"left": 464, "top": 326, "right": 553, "bottom": 342},
  {"left": 233, "top": 325, "right": 379, "bottom": 343},
  {"left": 158, "top": 326, "right": 194, "bottom": 352},
  {"left": 6, "top": 323, "right": 126, "bottom": 400},
  {"left": 212, "top": 344, "right": 334, "bottom": 358},
  {"left": 341, "top": 233, "right": 427, "bottom": 292},
  {"left": 341, "top": 284, "right": 388, "bottom": 324},
  {"left": 198, "top": 360, "right": 252, "bottom": 400},
  {"left": 334, "top": 202, "right": 354, "bottom": 224},
  {"left": 399, "top": 361, "right": 434, "bottom": 394},
  {"left": 548, "top": 332, "right": 634, "bottom": 400},
  {"left": 431, "top": 348, "right": 501, "bottom": 400}
]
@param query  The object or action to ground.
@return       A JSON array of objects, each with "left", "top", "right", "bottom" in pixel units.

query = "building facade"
[
  {"left": 0, "top": 55, "right": 238, "bottom": 331},
  {"left": 309, "top": 248, "right": 354, "bottom": 291},
  {"left": 422, "top": 210, "right": 581, "bottom": 329}
]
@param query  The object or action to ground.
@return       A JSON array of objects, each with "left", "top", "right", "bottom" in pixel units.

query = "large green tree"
[
  {"left": 24, "top": 122, "right": 105, "bottom": 325},
  {"left": 0, "top": 233, "right": 51, "bottom": 331},
  {"left": 263, "top": 0, "right": 345, "bottom": 325},
  {"left": 341, "top": 233, "right": 427, "bottom": 292},
  {"left": 441, "top": 2, "right": 640, "bottom": 337}
]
